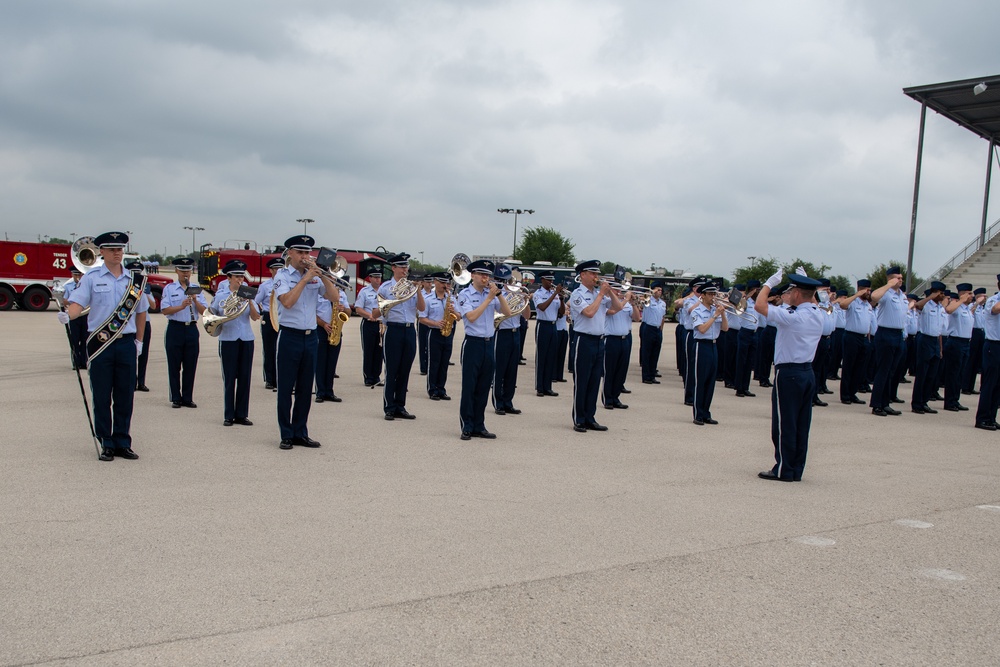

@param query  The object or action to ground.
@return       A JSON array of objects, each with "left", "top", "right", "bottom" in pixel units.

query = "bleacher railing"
[{"left": 911, "top": 216, "right": 1000, "bottom": 294}]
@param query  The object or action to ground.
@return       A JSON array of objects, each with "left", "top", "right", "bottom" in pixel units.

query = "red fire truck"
[
  {"left": 0, "top": 240, "right": 72, "bottom": 311},
  {"left": 198, "top": 242, "right": 391, "bottom": 303}
]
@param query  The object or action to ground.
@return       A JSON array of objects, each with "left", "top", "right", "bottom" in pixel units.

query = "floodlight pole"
[
  {"left": 905, "top": 102, "right": 927, "bottom": 293},
  {"left": 497, "top": 208, "right": 534, "bottom": 258}
]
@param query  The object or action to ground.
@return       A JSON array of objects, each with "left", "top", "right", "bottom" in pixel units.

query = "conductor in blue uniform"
[{"left": 754, "top": 271, "right": 825, "bottom": 482}]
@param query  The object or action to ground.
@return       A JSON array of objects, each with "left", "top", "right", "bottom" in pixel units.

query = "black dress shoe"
[
  {"left": 911, "top": 406, "right": 926, "bottom": 414},
  {"left": 495, "top": 408, "right": 506, "bottom": 415},
  {"left": 585, "top": 422, "right": 608, "bottom": 431},
  {"left": 613, "top": 401, "right": 629, "bottom": 409},
  {"left": 975, "top": 422, "right": 997, "bottom": 431},
  {"left": 507, "top": 408, "right": 522, "bottom": 415},
  {"left": 315, "top": 396, "right": 325, "bottom": 403},
  {"left": 684, "top": 401, "right": 693, "bottom": 407},
  {"left": 223, "top": 419, "right": 234, "bottom": 426},
  {"left": 384, "top": 413, "right": 395, "bottom": 421},
  {"left": 472, "top": 430, "right": 497, "bottom": 439},
  {"left": 693, "top": 419, "right": 705, "bottom": 426},
  {"left": 655, "top": 371, "right": 662, "bottom": 377},
  {"left": 884, "top": 407, "right": 901, "bottom": 416},
  {"left": 758, "top": 470, "right": 794, "bottom": 482},
  {"left": 135, "top": 385, "right": 149, "bottom": 392},
  {"left": 518, "top": 361, "right": 526, "bottom": 366},
  {"left": 759, "top": 380, "right": 773, "bottom": 388},
  {"left": 890, "top": 397, "right": 904, "bottom": 404},
  {"left": 944, "top": 405, "right": 960, "bottom": 412},
  {"left": 743, "top": 391, "right": 756, "bottom": 397},
  {"left": 620, "top": 387, "right": 631, "bottom": 393},
  {"left": 430, "top": 394, "right": 441, "bottom": 401},
  {"left": 643, "top": 379, "right": 661, "bottom": 385},
  {"left": 461, "top": 431, "right": 472, "bottom": 441},
  {"left": 117, "top": 448, "right": 139, "bottom": 460},
  {"left": 929, "top": 394, "right": 943, "bottom": 401},
  {"left": 956, "top": 404, "right": 969, "bottom": 411},
  {"left": 858, "top": 387, "right": 870, "bottom": 394},
  {"left": 704, "top": 418, "right": 718, "bottom": 425},
  {"left": 813, "top": 399, "right": 828, "bottom": 407},
  {"left": 440, "top": 394, "right": 451, "bottom": 400},
  {"left": 395, "top": 409, "right": 416, "bottom": 419},
  {"left": 182, "top": 401, "right": 197, "bottom": 408},
  {"left": 279, "top": 439, "right": 294, "bottom": 450},
  {"left": 900, "top": 377, "right": 911, "bottom": 384},
  {"left": 296, "top": 437, "right": 321, "bottom": 448},
  {"left": 329, "top": 395, "right": 342, "bottom": 403},
  {"left": 334, "top": 374, "right": 340, "bottom": 379},
  {"left": 573, "top": 424, "right": 587, "bottom": 433},
  {"left": 172, "top": 401, "right": 182, "bottom": 408},
  {"left": 922, "top": 405, "right": 938, "bottom": 414},
  {"left": 850, "top": 397, "right": 864, "bottom": 405},
  {"left": 556, "top": 378, "right": 568, "bottom": 383},
  {"left": 265, "top": 383, "right": 276, "bottom": 390},
  {"left": 724, "top": 383, "right": 735, "bottom": 389},
  {"left": 377, "top": 381, "right": 385, "bottom": 387},
  {"left": 419, "top": 371, "right": 427, "bottom": 376},
  {"left": 235, "top": 418, "right": 253, "bottom": 426},
  {"left": 544, "top": 390, "right": 559, "bottom": 397},
  {"left": 99, "top": 448, "right": 115, "bottom": 461},
  {"left": 871, "top": 408, "right": 887, "bottom": 417},
  {"left": 604, "top": 403, "right": 615, "bottom": 410}
]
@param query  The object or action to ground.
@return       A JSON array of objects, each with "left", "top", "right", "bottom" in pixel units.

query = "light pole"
[
  {"left": 126, "top": 230, "right": 134, "bottom": 253},
  {"left": 297, "top": 218, "right": 314, "bottom": 235},
  {"left": 747, "top": 256, "right": 756, "bottom": 269},
  {"left": 419, "top": 251, "right": 425, "bottom": 265},
  {"left": 498, "top": 208, "right": 534, "bottom": 259},
  {"left": 183, "top": 226, "right": 205, "bottom": 256}
]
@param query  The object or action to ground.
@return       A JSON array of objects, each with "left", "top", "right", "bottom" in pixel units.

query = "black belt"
[
  {"left": 821, "top": 335, "right": 831, "bottom": 340},
  {"left": 279, "top": 325, "right": 315, "bottom": 335},
  {"left": 878, "top": 326, "right": 903, "bottom": 333},
  {"left": 607, "top": 333, "right": 629, "bottom": 339},
  {"left": 168, "top": 320, "right": 196, "bottom": 327},
  {"left": 577, "top": 332, "right": 603, "bottom": 339},
  {"left": 694, "top": 339, "right": 716, "bottom": 344},
  {"left": 846, "top": 330, "right": 867, "bottom": 336},
  {"left": 775, "top": 362, "right": 811, "bottom": 370},
  {"left": 386, "top": 322, "right": 413, "bottom": 328},
  {"left": 536, "top": 320, "right": 556, "bottom": 325},
  {"left": 466, "top": 334, "right": 494, "bottom": 341}
]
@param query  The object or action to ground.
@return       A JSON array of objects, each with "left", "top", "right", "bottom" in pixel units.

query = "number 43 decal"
[{"left": 52, "top": 258, "right": 66, "bottom": 269}]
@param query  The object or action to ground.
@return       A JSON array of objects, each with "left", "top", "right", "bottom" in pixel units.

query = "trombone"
[{"left": 713, "top": 288, "right": 757, "bottom": 322}]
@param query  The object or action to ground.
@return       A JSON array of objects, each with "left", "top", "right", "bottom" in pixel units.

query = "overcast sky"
[{"left": 2, "top": 0, "right": 998, "bottom": 281}]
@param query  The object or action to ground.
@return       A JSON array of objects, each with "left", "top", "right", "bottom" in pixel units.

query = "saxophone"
[
  {"left": 440, "top": 291, "right": 460, "bottom": 337},
  {"left": 328, "top": 307, "right": 350, "bottom": 346}
]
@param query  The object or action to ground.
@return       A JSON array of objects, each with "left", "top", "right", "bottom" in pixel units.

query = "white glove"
[
  {"left": 764, "top": 270, "right": 783, "bottom": 289},
  {"left": 57, "top": 311, "right": 70, "bottom": 325},
  {"left": 795, "top": 266, "right": 807, "bottom": 276},
  {"left": 135, "top": 340, "right": 144, "bottom": 357}
]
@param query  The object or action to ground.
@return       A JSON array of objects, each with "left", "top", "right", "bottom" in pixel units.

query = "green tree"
[
  {"left": 732, "top": 257, "right": 779, "bottom": 286},
  {"left": 828, "top": 274, "right": 852, "bottom": 294},
  {"left": 515, "top": 227, "right": 576, "bottom": 266},
  {"left": 865, "top": 260, "right": 920, "bottom": 291},
  {"left": 48, "top": 236, "right": 71, "bottom": 244},
  {"left": 408, "top": 260, "right": 447, "bottom": 275},
  {"left": 781, "top": 258, "right": 831, "bottom": 280},
  {"left": 599, "top": 262, "right": 639, "bottom": 277}
]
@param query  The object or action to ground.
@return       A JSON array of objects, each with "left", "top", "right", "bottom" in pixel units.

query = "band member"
[
  {"left": 689, "top": 279, "right": 727, "bottom": 424},
  {"left": 59, "top": 231, "right": 148, "bottom": 461},
  {"left": 160, "top": 257, "right": 207, "bottom": 408},
  {"left": 61, "top": 267, "right": 89, "bottom": 370},
  {"left": 602, "top": 284, "right": 639, "bottom": 409},
  {"left": 456, "top": 260, "right": 511, "bottom": 439},
  {"left": 532, "top": 271, "right": 560, "bottom": 396},
  {"left": 554, "top": 286, "right": 570, "bottom": 382},
  {"left": 274, "top": 235, "right": 339, "bottom": 449},
  {"left": 493, "top": 265, "right": 522, "bottom": 415},
  {"left": 419, "top": 272, "right": 456, "bottom": 400},
  {"left": 570, "top": 260, "right": 622, "bottom": 432},
  {"left": 735, "top": 281, "right": 760, "bottom": 397},
  {"left": 720, "top": 283, "right": 742, "bottom": 387},
  {"left": 677, "top": 278, "right": 706, "bottom": 402},
  {"left": 254, "top": 256, "right": 284, "bottom": 391},
  {"left": 755, "top": 272, "right": 825, "bottom": 482},
  {"left": 125, "top": 260, "right": 155, "bottom": 392},
  {"left": 380, "top": 253, "right": 424, "bottom": 420},
  {"left": 868, "top": 267, "right": 907, "bottom": 416},
  {"left": 975, "top": 275, "right": 1000, "bottom": 429},
  {"left": 942, "top": 283, "right": 974, "bottom": 412},
  {"left": 315, "top": 285, "right": 350, "bottom": 403},
  {"left": 911, "top": 281, "right": 946, "bottom": 414},
  {"left": 673, "top": 286, "right": 691, "bottom": 380},
  {"left": 839, "top": 280, "right": 873, "bottom": 406},
  {"left": 811, "top": 279, "right": 836, "bottom": 406},
  {"left": 964, "top": 287, "right": 988, "bottom": 394},
  {"left": 417, "top": 274, "right": 434, "bottom": 376},
  {"left": 639, "top": 281, "right": 666, "bottom": 384},
  {"left": 355, "top": 265, "right": 385, "bottom": 387},
  {"left": 828, "top": 290, "right": 848, "bottom": 380},
  {"left": 211, "top": 260, "right": 259, "bottom": 426}
]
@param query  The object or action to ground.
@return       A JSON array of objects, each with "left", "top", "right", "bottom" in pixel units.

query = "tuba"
[
  {"left": 450, "top": 252, "right": 472, "bottom": 286},
  {"left": 72, "top": 236, "right": 103, "bottom": 274},
  {"left": 328, "top": 308, "right": 350, "bottom": 345},
  {"left": 203, "top": 291, "right": 251, "bottom": 336},
  {"left": 494, "top": 290, "right": 530, "bottom": 328}
]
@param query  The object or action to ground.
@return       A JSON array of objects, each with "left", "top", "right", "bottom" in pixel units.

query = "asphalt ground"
[{"left": 3, "top": 310, "right": 1000, "bottom": 666}]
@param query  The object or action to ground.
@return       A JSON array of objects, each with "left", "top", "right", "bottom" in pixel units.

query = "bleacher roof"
[{"left": 904, "top": 75, "right": 1000, "bottom": 141}]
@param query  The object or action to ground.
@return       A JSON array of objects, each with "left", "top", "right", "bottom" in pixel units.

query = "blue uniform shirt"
[
  {"left": 210, "top": 281, "right": 256, "bottom": 342},
  {"left": 681, "top": 295, "right": 699, "bottom": 330},
  {"left": 355, "top": 284, "right": 382, "bottom": 321},
  {"left": 768, "top": 303, "right": 825, "bottom": 364},
  {"left": 61, "top": 278, "right": 80, "bottom": 303},
  {"left": 69, "top": 264, "right": 149, "bottom": 334},
  {"left": 379, "top": 278, "right": 418, "bottom": 324},
  {"left": 317, "top": 290, "right": 350, "bottom": 326},
  {"left": 254, "top": 277, "right": 276, "bottom": 315},
  {"left": 569, "top": 285, "right": 611, "bottom": 335},
  {"left": 821, "top": 306, "right": 836, "bottom": 335},
  {"left": 974, "top": 304, "right": 986, "bottom": 330},
  {"left": 605, "top": 302, "right": 633, "bottom": 336},
  {"left": 906, "top": 308, "right": 919, "bottom": 335},
  {"left": 918, "top": 300, "right": 942, "bottom": 336},
  {"left": 833, "top": 303, "right": 846, "bottom": 329},
  {"left": 161, "top": 280, "right": 209, "bottom": 323},
  {"left": 532, "top": 286, "right": 559, "bottom": 322},
  {"left": 875, "top": 288, "right": 908, "bottom": 329},
  {"left": 457, "top": 284, "right": 501, "bottom": 337},
  {"left": 741, "top": 298, "right": 759, "bottom": 331},
  {"left": 641, "top": 296, "right": 666, "bottom": 327},
  {"left": 845, "top": 298, "right": 872, "bottom": 334},
  {"left": 947, "top": 303, "right": 973, "bottom": 339},
  {"left": 984, "top": 294, "right": 1000, "bottom": 341},
  {"left": 418, "top": 290, "right": 448, "bottom": 325},
  {"left": 273, "top": 265, "right": 326, "bottom": 329},
  {"left": 556, "top": 311, "right": 567, "bottom": 331},
  {"left": 690, "top": 303, "right": 722, "bottom": 340}
]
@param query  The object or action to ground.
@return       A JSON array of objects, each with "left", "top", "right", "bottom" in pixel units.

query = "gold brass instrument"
[
  {"left": 376, "top": 276, "right": 419, "bottom": 316},
  {"left": 494, "top": 289, "right": 530, "bottom": 328},
  {"left": 269, "top": 289, "right": 279, "bottom": 332},
  {"left": 328, "top": 308, "right": 350, "bottom": 345},
  {"left": 204, "top": 291, "right": 251, "bottom": 336},
  {"left": 713, "top": 289, "right": 756, "bottom": 322},
  {"left": 440, "top": 291, "right": 460, "bottom": 337}
]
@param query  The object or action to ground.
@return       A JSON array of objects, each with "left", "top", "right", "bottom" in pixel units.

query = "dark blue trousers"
[
  {"left": 135, "top": 319, "right": 151, "bottom": 386},
  {"left": 555, "top": 329, "right": 568, "bottom": 381},
  {"left": 975, "top": 340, "right": 1000, "bottom": 425},
  {"left": 315, "top": 336, "right": 341, "bottom": 399},
  {"left": 519, "top": 316, "right": 529, "bottom": 359},
  {"left": 911, "top": 332, "right": 941, "bottom": 409},
  {"left": 259, "top": 314, "right": 277, "bottom": 386},
  {"left": 840, "top": 331, "right": 868, "bottom": 401},
  {"left": 722, "top": 328, "right": 738, "bottom": 386},
  {"left": 735, "top": 328, "right": 758, "bottom": 393},
  {"left": 461, "top": 336, "right": 494, "bottom": 433},
  {"left": 534, "top": 320, "right": 557, "bottom": 392},
  {"left": 70, "top": 317, "right": 88, "bottom": 369},
  {"left": 418, "top": 323, "right": 431, "bottom": 374},
  {"left": 360, "top": 319, "right": 383, "bottom": 386},
  {"left": 88, "top": 333, "right": 137, "bottom": 452},
  {"left": 426, "top": 328, "right": 453, "bottom": 398},
  {"left": 942, "top": 336, "right": 970, "bottom": 409},
  {"left": 568, "top": 327, "right": 579, "bottom": 374},
  {"left": 964, "top": 328, "right": 985, "bottom": 392},
  {"left": 771, "top": 362, "right": 814, "bottom": 481},
  {"left": 812, "top": 335, "right": 830, "bottom": 397},
  {"left": 276, "top": 327, "right": 316, "bottom": 440},
  {"left": 220, "top": 339, "right": 254, "bottom": 421},
  {"left": 827, "top": 327, "right": 845, "bottom": 379},
  {"left": 675, "top": 323, "right": 686, "bottom": 377},
  {"left": 905, "top": 333, "right": 917, "bottom": 376},
  {"left": 691, "top": 339, "right": 717, "bottom": 422},
  {"left": 757, "top": 326, "right": 777, "bottom": 384},
  {"left": 639, "top": 323, "right": 662, "bottom": 382},
  {"left": 572, "top": 333, "right": 604, "bottom": 426},
  {"left": 165, "top": 320, "right": 199, "bottom": 403},
  {"left": 870, "top": 327, "right": 903, "bottom": 410},
  {"left": 383, "top": 323, "right": 416, "bottom": 415},
  {"left": 602, "top": 334, "right": 630, "bottom": 406},
  {"left": 683, "top": 329, "right": 696, "bottom": 404},
  {"left": 493, "top": 329, "right": 520, "bottom": 411}
]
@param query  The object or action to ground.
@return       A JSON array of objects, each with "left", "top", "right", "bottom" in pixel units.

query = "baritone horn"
[
  {"left": 72, "top": 236, "right": 104, "bottom": 274},
  {"left": 450, "top": 253, "right": 472, "bottom": 286}
]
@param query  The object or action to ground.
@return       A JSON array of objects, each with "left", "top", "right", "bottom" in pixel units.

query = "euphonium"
[
  {"left": 440, "top": 291, "right": 460, "bottom": 337},
  {"left": 203, "top": 291, "right": 250, "bottom": 337},
  {"left": 328, "top": 309, "right": 350, "bottom": 345},
  {"left": 494, "top": 290, "right": 530, "bottom": 328}
]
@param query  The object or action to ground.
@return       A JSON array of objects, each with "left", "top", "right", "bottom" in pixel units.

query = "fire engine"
[
  {"left": 198, "top": 242, "right": 391, "bottom": 303},
  {"left": 0, "top": 240, "right": 72, "bottom": 311}
]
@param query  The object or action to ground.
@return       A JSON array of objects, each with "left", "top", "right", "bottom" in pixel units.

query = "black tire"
[
  {"left": 20, "top": 286, "right": 51, "bottom": 312},
  {"left": 0, "top": 285, "right": 14, "bottom": 310}
]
